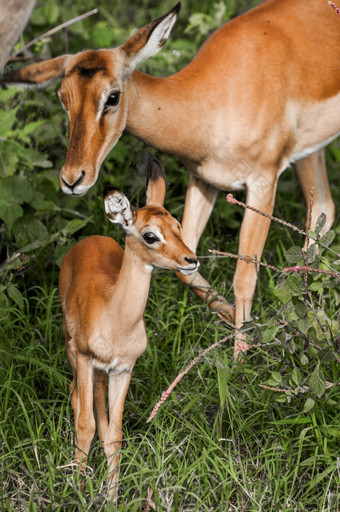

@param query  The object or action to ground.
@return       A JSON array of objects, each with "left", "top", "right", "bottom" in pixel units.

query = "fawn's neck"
[{"left": 109, "top": 237, "right": 153, "bottom": 331}]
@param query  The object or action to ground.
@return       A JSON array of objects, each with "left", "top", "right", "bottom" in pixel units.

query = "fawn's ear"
[
  {"left": 0, "top": 55, "right": 70, "bottom": 89},
  {"left": 145, "top": 159, "right": 167, "bottom": 206},
  {"left": 120, "top": 3, "right": 180, "bottom": 72},
  {"left": 104, "top": 189, "right": 135, "bottom": 228}
]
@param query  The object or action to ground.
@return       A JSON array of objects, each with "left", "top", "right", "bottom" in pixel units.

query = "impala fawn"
[{"left": 58, "top": 159, "right": 199, "bottom": 499}]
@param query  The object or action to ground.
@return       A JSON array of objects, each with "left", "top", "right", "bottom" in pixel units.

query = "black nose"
[
  {"left": 185, "top": 257, "right": 198, "bottom": 265},
  {"left": 61, "top": 170, "right": 85, "bottom": 191}
]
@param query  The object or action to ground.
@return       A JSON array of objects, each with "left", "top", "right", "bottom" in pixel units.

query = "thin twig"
[
  {"left": 305, "top": 187, "right": 314, "bottom": 249},
  {"left": 209, "top": 249, "right": 283, "bottom": 273},
  {"left": 147, "top": 334, "right": 234, "bottom": 423},
  {"left": 11, "top": 9, "right": 99, "bottom": 58},
  {"left": 226, "top": 193, "right": 339, "bottom": 257},
  {"left": 329, "top": 1, "right": 340, "bottom": 16},
  {"left": 0, "top": 252, "right": 21, "bottom": 275},
  {"left": 284, "top": 266, "right": 340, "bottom": 279}
]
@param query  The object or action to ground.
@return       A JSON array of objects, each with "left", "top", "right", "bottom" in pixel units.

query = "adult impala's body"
[
  {"left": 59, "top": 159, "right": 199, "bottom": 499},
  {"left": 2, "top": 0, "right": 339, "bottom": 357}
]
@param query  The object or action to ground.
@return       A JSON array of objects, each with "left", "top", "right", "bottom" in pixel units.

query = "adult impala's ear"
[
  {"left": 104, "top": 188, "right": 135, "bottom": 228},
  {"left": 146, "top": 159, "right": 167, "bottom": 206},
  {"left": 0, "top": 55, "right": 70, "bottom": 89},
  {"left": 120, "top": 2, "right": 181, "bottom": 71}
]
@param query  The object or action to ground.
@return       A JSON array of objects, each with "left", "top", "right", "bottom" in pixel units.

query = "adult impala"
[
  {"left": 1, "top": 0, "right": 339, "bottom": 358},
  {"left": 59, "top": 159, "right": 199, "bottom": 499}
]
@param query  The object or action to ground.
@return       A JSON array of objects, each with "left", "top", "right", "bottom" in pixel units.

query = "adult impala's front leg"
[
  {"left": 233, "top": 174, "right": 278, "bottom": 360},
  {"left": 177, "top": 174, "right": 235, "bottom": 322}
]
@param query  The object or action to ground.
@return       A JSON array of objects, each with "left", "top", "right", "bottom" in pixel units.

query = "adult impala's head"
[{"left": 0, "top": 3, "right": 180, "bottom": 196}]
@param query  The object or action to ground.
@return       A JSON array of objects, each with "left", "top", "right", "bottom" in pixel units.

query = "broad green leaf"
[
  {"left": 319, "top": 230, "right": 335, "bottom": 248},
  {"left": 7, "top": 285, "right": 24, "bottom": 310},
  {"left": 61, "top": 218, "right": 92, "bottom": 236},
  {"left": 291, "top": 367, "right": 302, "bottom": 386},
  {"left": 14, "top": 215, "right": 49, "bottom": 249},
  {"left": 44, "top": 0, "right": 59, "bottom": 23},
  {"left": 292, "top": 297, "right": 308, "bottom": 318},
  {"left": 306, "top": 243, "right": 317, "bottom": 264},
  {"left": 0, "top": 176, "right": 34, "bottom": 230},
  {"left": 92, "top": 22, "right": 115, "bottom": 47},
  {"left": 0, "top": 106, "right": 19, "bottom": 137},
  {"left": 287, "top": 274, "right": 303, "bottom": 295},
  {"left": 303, "top": 397, "right": 315, "bottom": 413},
  {"left": 314, "top": 213, "right": 326, "bottom": 234},
  {"left": 0, "top": 175, "right": 34, "bottom": 204},
  {"left": 0, "top": 199, "right": 23, "bottom": 231},
  {"left": 309, "top": 363, "right": 326, "bottom": 398},
  {"left": 300, "top": 353, "right": 308, "bottom": 365},
  {"left": 284, "top": 246, "right": 303, "bottom": 265}
]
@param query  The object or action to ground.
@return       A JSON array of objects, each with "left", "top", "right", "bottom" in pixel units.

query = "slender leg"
[
  {"left": 295, "top": 148, "right": 335, "bottom": 245},
  {"left": 233, "top": 175, "right": 278, "bottom": 359},
  {"left": 176, "top": 174, "right": 235, "bottom": 322},
  {"left": 105, "top": 371, "right": 132, "bottom": 500},
  {"left": 74, "top": 354, "right": 95, "bottom": 471},
  {"left": 94, "top": 369, "right": 109, "bottom": 447}
]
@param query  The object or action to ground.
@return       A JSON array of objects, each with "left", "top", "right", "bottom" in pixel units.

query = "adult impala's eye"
[
  {"left": 104, "top": 92, "right": 120, "bottom": 109},
  {"left": 143, "top": 232, "right": 159, "bottom": 245}
]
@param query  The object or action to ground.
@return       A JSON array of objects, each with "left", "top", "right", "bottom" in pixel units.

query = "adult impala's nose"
[{"left": 60, "top": 170, "right": 86, "bottom": 195}]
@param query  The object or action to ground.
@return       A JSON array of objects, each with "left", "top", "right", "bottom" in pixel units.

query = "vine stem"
[{"left": 10, "top": 9, "right": 99, "bottom": 59}]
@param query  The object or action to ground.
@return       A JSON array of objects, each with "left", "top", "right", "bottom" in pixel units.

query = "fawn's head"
[{"left": 104, "top": 159, "right": 199, "bottom": 275}]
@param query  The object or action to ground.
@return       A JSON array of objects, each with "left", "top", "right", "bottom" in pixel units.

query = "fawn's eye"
[
  {"left": 143, "top": 232, "right": 159, "bottom": 245},
  {"left": 104, "top": 92, "right": 120, "bottom": 109}
]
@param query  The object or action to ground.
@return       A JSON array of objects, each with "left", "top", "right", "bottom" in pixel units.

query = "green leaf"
[
  {"left": 306, "top": 243, "right": 317, "bottom": 264},
  {"left": 44, "top": 0, "right": 59, "bottom": 23},
  {"left": 0, "top": 106, "right": 19, "bottom": 137},
  {"left": 287, "top": 274, "right": 303, "bottom": 295},
  {"left": 0, "top": 176, "right": 34, "bottom": 230},
  {"left": 300, "top": 353, "right": 308, "bottom": 366},
  {"left": 7, "top": 285, "right": 24, "bottom": 310},
  {"left": 291, "top": 368, "right": 302, "bottom": 386},
  {"left": 92, "top": 22, "right": 114, "bottom": 47},
  {"left": 285, "top": 246, "right": 303, "bottom": 265},
  {"left": 303, "top": 397, "right": 315, "bottom": 413},
  {"left": 319, "top": 230, "right": 335, "bottom": 248},
  {"left": 14, "top": 215, "right": 49, "bottom": 249},
  {"left": 0, "top": 199, "right": 23, "bottom": 231},
  {"left": 309, "top": 363, "right": 326, "bottom": 398},
  {"left": 61, "top": 218, "right": 92, "bottom": 236},
  {"left": 314, "top": 213, "right": 326, "bottom": 234},
  {"left": 292, "top": 297, "right": 308, "bottom": 318}
]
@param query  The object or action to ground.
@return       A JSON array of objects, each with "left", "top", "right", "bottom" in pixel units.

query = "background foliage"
[{"left": 0, "top": 1, "right": 339, "bottom": 511}]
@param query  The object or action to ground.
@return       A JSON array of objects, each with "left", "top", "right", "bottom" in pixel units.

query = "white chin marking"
[{"left": 61, "top": 184, "right": 90, "bottom": 196}]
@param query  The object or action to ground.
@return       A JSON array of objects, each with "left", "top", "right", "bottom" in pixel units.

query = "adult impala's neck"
[
  {"left": 109, "top": 237, "right": 152, "bottom": 330},
  {"left": 126, "top": 70, "right": 202, "bottom": 160}
]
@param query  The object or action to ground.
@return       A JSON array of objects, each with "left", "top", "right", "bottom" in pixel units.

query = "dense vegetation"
[{"left": 0, "top": 1, "right": 339, "bottom": 510}]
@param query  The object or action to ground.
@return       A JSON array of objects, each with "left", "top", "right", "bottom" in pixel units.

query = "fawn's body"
[{"left": 59, "top": 160, "right": 199, "bottom": 499}]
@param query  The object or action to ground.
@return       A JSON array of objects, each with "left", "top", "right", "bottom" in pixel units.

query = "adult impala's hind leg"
[
  {"left": 176, "top": 174, "right": 235, "bottom": 322},
  {"left": 94, "top": 369, "right": 108, "bottom": 447},
  {"left": 295, "top": 148, "right": 335, "bottom": 245}
]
